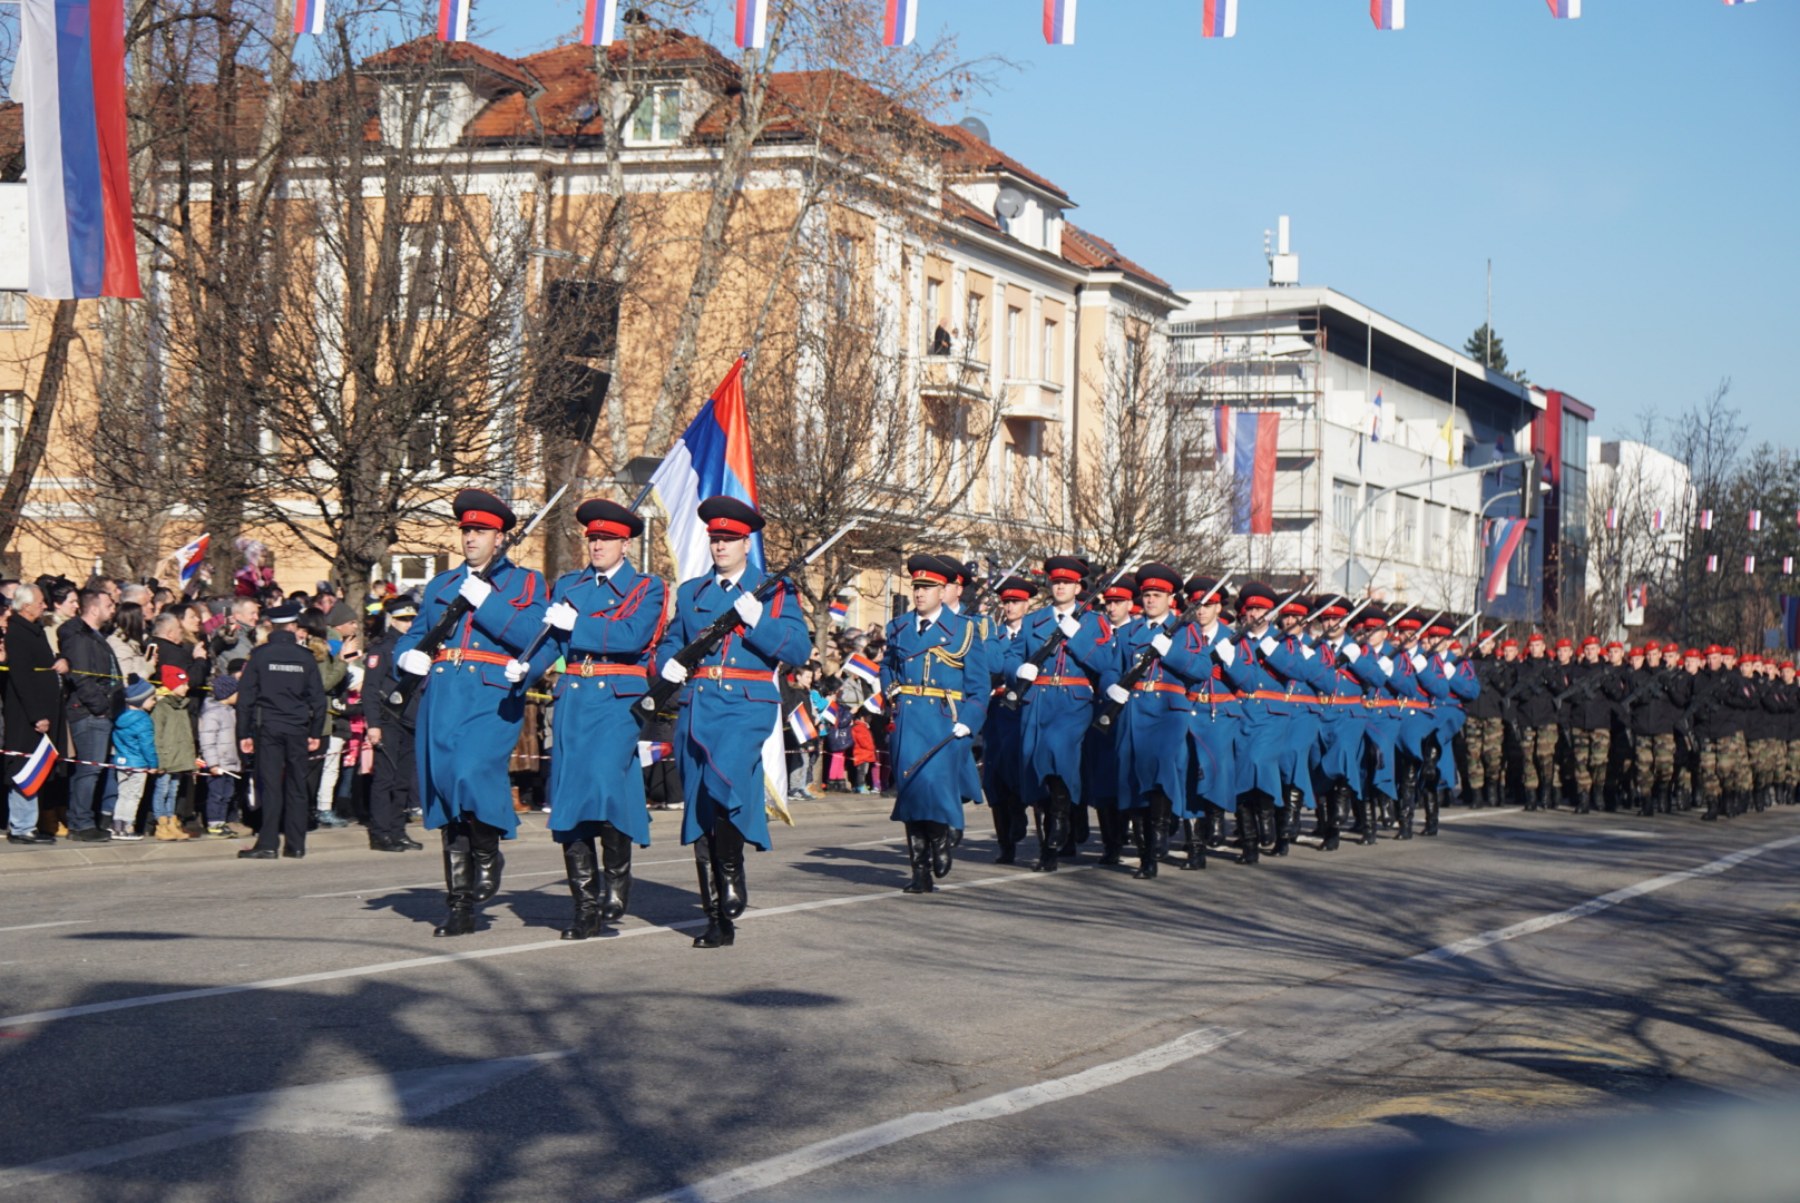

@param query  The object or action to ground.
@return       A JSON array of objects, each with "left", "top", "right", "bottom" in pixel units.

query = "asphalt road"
[{"left": 2, "top": 799, "right": 1798, "bottom": 1202}]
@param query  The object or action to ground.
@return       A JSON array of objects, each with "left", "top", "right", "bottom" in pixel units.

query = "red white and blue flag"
[
  {"left": 736, "top": 0, "right": 769, "bottom": 48},
  {"left": 636, "top": 740, "right": 673, "bottom": 767},
  {"left": 1723, "top": 1, "right": 1757, "bottom": 7},
  {"left": 582, "top": 0, "right": 619, "bottom": 46},
  {"left": 1370, "top": 0, "right": 1404, "bottom": 30},
  {"left": 1546, "top": 0, "right": 1581, "bottom": 17},
  {"left": 1651, "top": 508, "right": 1665, "bottom": 531},
  {"left": 1745, "top": 556, "right": 1756, "bottom": 574},
  {"left": 1201, "top": 0, "right": 1238, "bottom": 38},
  {"left": 1482, "top": 517, "right": 1529, "bottom": 603},
  {"left": 19, "top": 0, "right": 142, "bottom": 300},
  {"left": 177, "top": 533, "right": 210, "bottom": 586},
  {"left": 11, "top": 735, "right": 59, "bottom": 799},
  {"left": 1748, "top": 509, "right": 1763, "bottom": 531},
  {"left": 294, "top": 0, "right": 326, "bottom": 36},
  {"left": 1699, "top": 509, "right": 1713, "bottom": 531},
  {"left": 788, "top": 707, "right": 819, "bottom": 744},
  {"left": 1216, "top": 408, "right": 1279, "bottom": 536},
  {"left": 818, "top": 700, "right": 841, "bottom": 730},
  {"left": 649, "top": 356, "right": 764, "bottom": 581},
  {"left": 828, "top": 597, "right": 849, "bottom": 623},
  {"left": 883, "top": 0, "right": 918, "bottom": 46},
  {"left": 1368, "top": 389, "right": 1385, "bottom": 442},
  {"left": 437, "top": 0, "right": 470, "bottom": 42},
  {"left": 844, "top": 653, "right": 881, "bottom": 687},
  {"left": 862, "top": 690, "right": 885, "bottom": 714},
  {"left": 1043, "top": 0, "right": 1077, "bottom": 45}
]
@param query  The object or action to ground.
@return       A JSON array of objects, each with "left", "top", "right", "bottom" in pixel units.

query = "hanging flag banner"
[
  {"left": 19, "top": 0, "right": 143, "bottom": 300},
  {"left": 1368, "top": 389, "right": 1385, "bottom": 443},
  {"left": 1706, "top": 554, "right": 1719, "bottom": 573},
  {"left": 1604, "top": 507, "right": 1619, "bottom": 531},
  {"left": 1748, "top": 509, "right": 1763, "bottom": 531},
  {"left": 1217, "top": 408, "right": 1279, "bottom": 536},
  {"left": 437, "top": 0, "right": 470, "bottom": 42},
  {"left": 582, "top": 0, "right": 619, "bottom": 46},
  {"left": 1438, "top": 413, "right": 1459, "bottom": 465},
  {"left": 1201, "top": 0, "right": 1238, "bottom": 39},
  {"left": 295, "top": 0, "right": 326, "bottom": 36},
  {"left": 1784, "top": 596, "right": 1800, "bottom": 650},
  {"left": 1043, "top": 0, "right": 1077, "bottom": 44},
  {"left": 883, "top": 0, "right": 917, "bottom": 46},
  {"left": 1546, "top": 0, "right": 1581, "bottom": 18},
  {"left": 1786, "top": 557, "right": 1796, "bottom": 576},
  {"left": 1370, "top": 0, "right": 1404, "bottom": 31},
  {"left": 1651, "top": 508, "right": 1665, "bottom": 531},
  {"left": 1482, "top": 517, "right": 1529, "bottom": 603},
  {"left": 735, "top": 0, "right": 769, "bottom": 48},
  {"left": 1746, "top": 555, "right": 1757, "bottom": 574},
  {"left": 1699, "top": 509, "right": 1714, "bottom": 531},
  {"left": 1723, "top": 0, "right": 1756, "bottom": 7}
]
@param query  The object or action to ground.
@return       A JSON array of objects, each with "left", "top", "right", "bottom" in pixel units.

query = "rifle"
[
  {"left": 966, "top": 554, "right": 1026, "bottom": 617},
  {"left": 637, "top": 521, "right": 858, "bottom": 715},
  {"left": 386, "top": 481, "right": 571, "bottom": 712},
  {"left": 1302, "top": 593, "right": 1344, "bottom": 624},
  {"left": 1000, "top": 564, "right": 1129, "bottom": 710},
  {"left": 1091, "top": 573, "right": 1236, "bottom": 731}
]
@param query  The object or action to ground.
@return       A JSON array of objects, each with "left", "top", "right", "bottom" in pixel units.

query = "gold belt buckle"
[
  {"left": 445, "top": 648, "right": 463, "bottom": 666},
  {"left": 579, "top": 659, "right": 595, "bottom": 678}
]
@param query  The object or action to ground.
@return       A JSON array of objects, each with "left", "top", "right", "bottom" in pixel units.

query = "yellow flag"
[{"left": 1439, "top": 414, "right": 1459, "bottom": 466}]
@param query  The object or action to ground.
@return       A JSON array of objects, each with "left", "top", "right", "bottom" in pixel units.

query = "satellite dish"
[
  {"left": 994, "top": 186, "right": 1026, "bottom": 221},
  {"left": 957, "top": 115, "right": 991, "bottom": 144}
]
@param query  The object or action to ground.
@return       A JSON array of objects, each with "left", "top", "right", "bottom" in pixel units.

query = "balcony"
[
  {"left": 999, "top": 378, "right": 1063, "bottom": 422},
  {"left": 917, "top": 354, "right": 990, "bottom": 403}
]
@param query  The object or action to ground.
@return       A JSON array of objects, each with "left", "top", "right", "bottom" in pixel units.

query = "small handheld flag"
[
  {"left": 844, "top": 653, "right": 881, "bottom": 687},
  {"left": 818, "top": 699, "right": 841, "bottom": 730},
  {"left": 788, "top": 707, "right": 819, "bottom": 744},
  {"left": 735, "top": 0, "right": 769, "bottom": 48},
  {"left": 295, "top": 0, "right": 326, "bottom": 36},
  {"left": 828, "top": 598, "right": 849, "bottom": 624},
  {"left": 582, "top": 0, "right": 619, "bottom": 46},
  {"left": 437, "top": 0, "right": 470, "bottom": 42},
  {"left": 176, "top": 533, "right": 211, "bottom": 585},
  {"left": 883, "top": 0, "right": 917, "bottom": 47},
  {"left": 862, "top": 690, "right": 885, "bottom": 714},
  {"left": 1201, "top": 0, "right": 1238, "bottom": 39},
  {"left": 1043, "top": 0, "right": 1076, "bottom": 45},
  {"left": 1370, "top": 0, "right": 1404, "bottom": 31},
  {"left": 11, "top": 735, "right": 59, "bottom": 799},
  {"left": 636, "top": 740, "right": 673, "bottom": 767}
]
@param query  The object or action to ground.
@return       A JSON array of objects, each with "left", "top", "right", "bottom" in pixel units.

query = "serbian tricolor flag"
[
  {"left": 1368, "top": 390, "right": 1385, "bottom": 442},
  {"left": 1482, "top": 517, "right": 1529, "bottom": 603},
  {"left": 19, "top": 0, "right": 142, "bottom": 300},
  {"left": 295, "top": 0, "right": 326, "bottom": 36},
  {"left": 1651, "top": 508, "right": 1665, "bottom": 531},
  {"left": 1604, "top": 507, "right": 1619, "bottom": 530},
  {"left": 818, "top": 699, "right": 841, "bottom": 730},
  {"left": 1745, "top": 556, "right": 1756, "bottom": 574},
  {"left": 648, "top": 356, "right": 764, "bottom": 581},
  {"left": 437, "top": 0, "right": 470, "bottom": 42},
  {"left": 862, "top": 690, "right": 885, "bottom": 715},
  {"left": 735, "top": 0, "right": 769, "bottom": 48},
  {"left": 883, "top": 0, "right": 917, "bottom": 46},
  {"left": 1201, "top": 0, "right": 1238, "bottom": 38},
  {"left": 1370, "top": 0, "right": 1404, "bottom": 30},
  {"left": 844, "top": 653, "right": 881, "bottom": 687},
  {"left": 1216, "top": 408, "right": 1278, "bottom": 535},
  {"left": 176, "top": 533, "right": 210, "bottom": 585},
  {"left": 11, "top": 735, "right": 59, "bottom": 799},
  {"left": 636, "top": 740, "right": 673, "bottom": 767},
  {"left": 1784, "top": 557, "right": 1795, "bottom": 576},
  {"left": 1784, "top": 596, "right": 1800, "bottom": 650},
  {"left": 1706, "top": 554, "right": 1719, "bottom": 573},
  {"left": 788, "top": 707, "right": 819, "bottom": 744},
  {"left": 1698, "top": 509, "right": 1714, "bottom": 531},
  {"left": 1545, "top": 0, "right": 1581, "bottom": 17},
  {"left": 828, "top": 597, "right": 849, "bottom": 624},
  {"left": 1748, "top": 509, "right": 1763, "bottom": 531},
  {"left": 1043, "top": 0, "right": 1076, "bottom": 45},
  {"left": 582, "top": 0, "right": 619, "bottom": 46}
]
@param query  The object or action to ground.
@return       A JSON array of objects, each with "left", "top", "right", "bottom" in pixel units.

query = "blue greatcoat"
[
  {"left": 1349, "top": 641, "right": 1401, "bottom": 799},
  {"left": 522, "top": 561, "right": 667, "bottom": 848},
  {"left": 398, "top": 556, "right": 547, "bottom": 839},
  {"left": 1015, "top": 607, "right": 1113, "bottom": 808},
  {"left": 1111, "top": 615, "right": 1210, "bottom": 816},
  {"left": 1217, "top": 627, "right": 1293, "bottom": 807},
  {"left": 981, "top": 621, "right": 1028, "bottom": 805},
  {"left": 881, "top": 608, "right": 992, "bottom": 828},
  {"left": 1434, "top": 652, "right": 1480, "bottom": 791},
  {"left": 1259, "top": 631, "right": 1334, "bottom": 810},
  {"left": 1394, "top": 647, "right": 1450, "bottom": 761},
  {"left": 654, "top": 568, "right": 811, "bottom": 851},
  {"left": 1186, "top": 622, "right": 1241, "bottom": 813},
  {"left": 1312, "top": 634, "right": 1372, "bottom": 797}
]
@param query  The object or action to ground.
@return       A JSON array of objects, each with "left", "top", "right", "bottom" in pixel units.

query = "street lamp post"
[{"left": 1345, "top": 454, "right": 1533, "bottom": 598}]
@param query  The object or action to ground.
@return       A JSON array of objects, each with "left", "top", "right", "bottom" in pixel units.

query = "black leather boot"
[
  {"left": 1701, "top": 794, "right": 1720, "bottom": 821},
  {"left": 993, "top": 799, "right": 1018, "bottom": 864},
  {"left": 714, "top": 821, "right": 747, "bottom": 917},
  {"left": 1396, "top": 788, "right": 1415, "bottom": 841},
  {"left": 599, "top": 825, "right": 633, "bottom": 921},
  {"left": 1130, "top": 813, "right": 1157, "bottom": 879},
  {"left": 901, "top": 823, "right": 934, "bottom": 894},
  {"left": 1205, "top": 805, "right": 1227, "bottom": 847},
  {"left": 1235, "top": 798, "right": 1262, "bottom": 865},
  {"left": 434, "top": 837, "right": 477, "bottom": 938},
  {"left": 1180, "top": 818, "right": 1205, "bottom": 870},
  {"left": 692, "top": 835, "right": 736, "bottom": 948},
  {"left": 1035, "top": 786, "right": 1070, "bottom": 873},
  {"left": 1320, "top": 786, "right": 1343, "bottom": 852},
  {"left": 926, "top": 821, "right": 953, "bottom": 879},
  {"left": 1150, "top": 795, "right": 1173, "bottom": 861},
  {"left": 1423, "top": 788, "right": 1442, "bottom": 836},
  {"left": 1096, "top": 805, "right": 1124, "bottom": 865},
  {"left": 560, "top": 840, "right": 603, "bottom": 940},
  {"left": 469, "top": 838, "right": 504, "bottom": 904}
]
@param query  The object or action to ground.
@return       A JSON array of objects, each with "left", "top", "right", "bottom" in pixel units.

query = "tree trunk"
[{"left": 0, "top": 300, "right": 80, "bottom": 556}]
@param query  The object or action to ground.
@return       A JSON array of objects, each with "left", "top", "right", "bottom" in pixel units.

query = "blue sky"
[{"left": 480, "top": 1, "right": 1797, "bottom": 446}]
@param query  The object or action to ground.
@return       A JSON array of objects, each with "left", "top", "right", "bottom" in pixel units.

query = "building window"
[
  {"left": 628, "top": 84, "right": 682, "bottom": 145},
  {"left": 964, "top": 292, "right": 984, "bottom": 360},
  {"left": 1331, "top": 478, "right": 1358, "bottom": 536},
  {"left": 1425, "top": 501, "right": 1447, "bottom": 556},
  {"left": 830, "top": 233, "right": 858, "bottom": 322},
  {"left": 0, "top": 392, "right": 24, "bottom": 474},
  {"left": 1123, "top": 335, "right": 1143, "bottom": 407},
  {"left": 924, "top": 278, "right": 944, "bottom": 352},
  {"left": 1005, "top": 306, "right": 1023, "bottom": 377},
  {"left": 1042, "top": 318, "right": 1058, "bottom": 382},
  {"left": 1396, "top": 495, "right": 1419, "bottom": 559},
  {"left": 398, "top": 223, "right": 456, "bottom": 319},
  {"left": 0, "top": 292, "right": 26, "bottom": 329}
]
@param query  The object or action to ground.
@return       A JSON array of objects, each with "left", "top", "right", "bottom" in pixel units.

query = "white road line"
[
  {"left": 0, "top": 862, "right": 1081, "bottom": 1029},
  {"left": 0, "top": 921, "right": 88, "bottom": 935},
  {"left": 1408, "top": 832, "right": 1800, "bottom": 965},
  {"left": 1437, "top": 807, "right": 1522, "bottom": 823},
  {"left": 634, "top": 1027, "right": 1237, "bottom": 1203}
]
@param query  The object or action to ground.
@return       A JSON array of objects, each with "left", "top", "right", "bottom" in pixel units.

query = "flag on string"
[
  {"left": 1699, "top": 509, "right": 1714, "bottom": 531},
  {"left": 1201, "top": 0, "right": 1238, "bottom": 38},
  {"left": 1546, "top": 0, "right": 1581, "bottom": 18},
  {"left": 883, "top": 0, "right": 917, "bottom": 46},
  {"left": 1217, "top": 408, "right": 1279, "bottom": 535},
  {"left": 1370, "top": 0, "right": 1404, "bottom": 30},
  {"left": 295, "top": 0, "right": 326, "bottom": 36},
  {"left": 1604, "top": 507, "right": 1619, "bottom": 531},
  {"left": 1043, "top": 0, "right": 1077, "bottom": 44},
  {"left": 788, "top": 706, "right": 819, "bottom": 744},
  {"left": 1723, "top": 0, "right": 1757, "bottom": 7},
  {"left": 1482, "top": 517, "right": 1529, "bottom": 603},
  {"left": 176, "top": 533, "right": 210, "bottom": 586},
  {"left": 828, "top": 597, "right": 849, "bottom": 624},
  {"left": 1748, "top": 509, "right": 1763, "bottom": 531},
  {"left": 437, "top": 0, "right": 470, "bottom": 42},
  {"left": 1651, "top": 508, "right": 1665, "bottom": 531},
  {"left": 1746, "top": 556, "right": 1757, "bottom": 574},
  {"left": 10, "top": 735, "right": 59, "bottom": 799},
  {"left": 735, "top": 0, "right": 769, "bottom": 48},
  {"left": 1707, "top": 554, "right": 1719, "bottom": 573},
  {"left": 1368, "top": 390, "right": 1385, "bottom": 442},
  {"left": 582, "top": 0, "right": 619, "bottom": 46},
  {"left": 19, "top": 0, "right": 142, "bottom": 300},
  {"left": 844, "top": 653, "right": 881, "bottom": 687},
  {"left": 648, "top": 356, "right": 764, "bottom": 581}
]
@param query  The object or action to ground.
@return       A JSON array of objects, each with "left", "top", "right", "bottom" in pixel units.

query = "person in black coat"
[
  {"left": 364, "top": 596, "right": 423, "bottom": 852},
  {"left": 4, "top": 584, "right": 66, "bottom": 844},
  {"left": 236, "top": 604, "right": 327, "bottom": 859}
]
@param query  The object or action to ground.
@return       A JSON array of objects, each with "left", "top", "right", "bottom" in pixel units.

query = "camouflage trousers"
[
  {"left": 1520, "top": 724, "right": 1558, "bottom": 791},
  {"left": 1631, "top": 732, "right": 1678, "bottom": 789},
  {"left": 1749, "top": 739, "right": 1788, "bottom": 789},
  {"left": 1571, "top": 728, "right": 1611, "bottom": 792},
  {"left": 1465, "top": 716, "right": 1505, "bottom": 789},
  {"left": 1697, "top": 731, "right": 1752, "bottom": 800},
  {"left": 1790, "top": 741, "right": 1800, "bottom": 784}
]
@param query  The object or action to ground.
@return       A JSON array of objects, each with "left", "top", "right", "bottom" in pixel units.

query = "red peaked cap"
[
  {"left": 1134, "top": 564, "right": 1181, "bottom": 595},
  {"left": 698, "top": 495, "right": 764, "bottom": 539},
  {"left": 455, "top": 488, "right": 517, "bottom": 532},
  {"left": 996, "top": 576, "right": 1037, "bottom": 602},
  {"left": 905, "top": 554, "right": 949, "bottom": 585},
  {"left": 576, "top": 497, "right": 643, "bottom": 540},
  {"left": 1184, "top": 575, "right": 1231, "bottom": 605},
  {"left": 1044, "top": 555, "right": 1087, "bottom": 584},
  {"left": 1237, "top": 580, "right": 1276, "bottom": 611},
  {"left": 1103, "top": 573, "right": 1138, "bottom": 601}
]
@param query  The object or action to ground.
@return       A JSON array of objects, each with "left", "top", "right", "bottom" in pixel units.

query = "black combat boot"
[
  {"left": 1151, "top": 796, "right": 1173, "bottom": 861},
  {"left": 1131, "top": 814, "right": 1158, "bottom": 880},
  {"left": 901, "top": 823, "right": 934, "bottom": 894},
  {"left": 1205, "top": 805, "right": 1227, "bottom": 847},
  {"left": 993, "top": 800, "right": 1018, "bottom": 864},
  {"left": 1180, "top": 819, "right": 1206, "bottom": 870},
  {"left": 560, "top": 840, "right": 604, "bottom": 941},
  {"left": 1320, "top": 785, "right": 1344, "bottom": 852},
  {"left": 1575, "top": 787, "right": 1592, "bottom": 816},
  {"left": 692, "top": 836, "right": 736, "bottom": 948},
  {"left": 1035, "top": 785, "right": 1071, "bottom": 873},
  {"left": 1423, "top": 788, "right": 1443, "bottom": 836},
  {"left": 1096, "top": 805, "right": 1124, "bottom": 865},
  {"left": 1235, "top": 798, "right": 1262, "bottom": 865},
  {"left": 713, "top": 821, "right": 747, "bottom": 917},
  {"left": 469, "top": 841, "right": 504, "bottom": 904},
  {"left": 1357, "top": 794, "right": 1380, "bottom": 845},
  {"left": 926, "top": 821, "right": 953, "bottom": 879},
  {"left": 598, "top": 825, "right": 633, "bottom": 921},
  {"left": 434, "top": 837, "right": 477, "bottom": 938}
]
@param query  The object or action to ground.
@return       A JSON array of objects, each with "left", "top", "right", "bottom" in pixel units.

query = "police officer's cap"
[
  {"left": 384, "top": 596, "right": 419, "bottom": 619},
  {"left": 576, "top": 498, "right": 643, "bottom": 540},
  {"left": 995, "top": 576, "right": 1037, "bottom": 602},
  {"left": 1237, "top": 580, "right": 1277, "bottom": 612},
  {"left": 268, "top": 602, "right": 302, "bottom": 624},
  {"left": 697, "top": 496, "right": 764, "bottom": 539},
  {"left": 1183, "top": 575, "right": 1231, "bottom": 606},
  {"left": 1044, "top": 555, "right": 1086, "bottom": 584},
  {"left": 1135, "top": 564, "right": 1181, "bottom": 596},
  {"left": 454, "top": 488, "right": 517, "bottom": 533},
  {"left": 906, "top": 554, "right": 950, "bottom": 586}
]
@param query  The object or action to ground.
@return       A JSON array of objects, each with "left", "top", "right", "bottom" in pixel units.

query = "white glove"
[
  {"left": 1216, "top": 641, "right": 1237, "bottom": 667},
  {"left": 1343, "top": 643, "right": 1362, "bottom": 664},
  {"left": 952, "top": 723, "right": 971, "bottom": 739},
  {"left": 1106, "top": 683, "right": 1130, "bottom": 704},
  {"left": 544, "top": 601, "right": 578, "bottom": 632},
  {"left": 733, "top": 592, "right": 764, "bottom": 627},
  {"left": 396, "top": 649, "right": 431, "bottom": 676},
  {"left": 659, "top": 659, "right": 689, "bottom": 684},
  {"left": 503, "top": 659, "right": 529, "bottom": 684},
  {"left": 1150, "top": 633, "right": 1173, "bottom": 657},
  {"left": 459, "top": 576, "right": 493, "bottom": 608},
  {"left": 1377, "top": 656, "right": 1394, "bottom": 676},
  {"left": 1259, "top": 635, "right": 1279, "bottom": 657},
  {"left": 1014, "top": 662, "right": 1039, "bottom": 682},
  {"left": 1057, "top": 614, "right": 1081, "bottom": 639},
  {"left": 1410, "top": 653, "right": 1428, "bottom": 672}
]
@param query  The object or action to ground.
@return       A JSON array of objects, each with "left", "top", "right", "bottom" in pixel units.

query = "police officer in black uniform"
[
  {"left": 236, "top": 603, "right": 327, "bottom": 860},
  {"left": 364, "top": 595, "right": 423, "bottom": 852}
]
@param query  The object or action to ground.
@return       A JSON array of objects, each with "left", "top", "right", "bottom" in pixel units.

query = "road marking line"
[
  {"left": 1437, "top": 807, "right": 1522, "bottom": 823},
  {"left": 0, "top": 921, "right": 88, "bottom": 935},
  {"left": 633, "top": 1027, "right": 1237, "bottom": 1203},
  {"left": 0, "top": 862, "right": 1083, "bottom": 1029},
  {"left": 1408, "top": 832, "right": 1800, "bottom": 965}
]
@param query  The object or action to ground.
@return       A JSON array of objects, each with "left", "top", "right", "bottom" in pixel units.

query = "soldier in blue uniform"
[
  {"left": 1259, "top": 593, "right": 1335, "bottom": 852},
  {"left": 1311, "top": 598, "right": 1371, "bottom": 852},
  {"left": 654, "top": 496, "right": 812, "bottom": 949},
  {"left": 1085, "top": 573, "right": 1137, "bottom": 864},
  {"left": 393, "top": 489, "right": 548, "bottom": 937},
  {"left": 1349, "top": 608, "right": 1405, "bottom": 840},
  {"left": 1011, "top": 556, "right": 1113, "bottom": 873},
  {"left": 881, "top": 555, "right": 992, "bottom": 893},
  {"left": 982, "top": 575, "right": 1036, "bottom": 863},
  {"left": 1214, "top": 580, "right": 1296, "bottom": 864},
  {"left": 937, "top": 557, "right": 987, "bottom": 848},
  {"left": 1181, "top": 576, "right": 1240, "bottom": 852},
  {"left": 507, "top": 498, "right": 666, "bottom": 940},
  {"left": 1422, "top": 621, "right": 1478, "bottom": 836},
  {"left": 1386, "top": 616, "right": 1449, "bottom": 840}
]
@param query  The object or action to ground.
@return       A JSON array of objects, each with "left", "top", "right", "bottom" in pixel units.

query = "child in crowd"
[
  {"left": 850, "top": 713, "right": 876, "bottom": 794},
  {"left": 197, "top": 674, "right": 242, "bottom": 838},
  {"left": 110, "top": 679, "right": 159, "bottom": 841},
  {"left": 150, "top": 665, "right": 199, "bottom": 841}
]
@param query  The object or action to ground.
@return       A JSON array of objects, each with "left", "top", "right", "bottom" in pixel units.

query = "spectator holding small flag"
[{"left": 4, "top": 583, "right": 65, "bottom": 845}]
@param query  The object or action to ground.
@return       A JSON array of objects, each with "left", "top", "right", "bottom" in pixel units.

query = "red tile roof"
[
  {"left": 362, "top": 37, "right": 541, "bottom": 94},
  {"left": 934, "top": 121, "right": 1069, "bottom": 202},
  {"left": 1061, "top": 223, "right": 1171, "bottom": 290}
]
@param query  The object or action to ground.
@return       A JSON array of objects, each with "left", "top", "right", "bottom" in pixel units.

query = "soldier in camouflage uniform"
[
  {"left": 1743, "top": 654, "right": 1791, "bottom": 812},
  {"left": 1464, "top": 632, "right": 1509, "bottom": 807},
  {"left": 1515, "top": 632, "right": 1561, "bottom": 810},
  {"left": 1694, "top": 645, "right": 1757, "bottom": 820},
  {"left": 1783, "top": 660, "right": 1800, "bottom": 804},
  {"left": 1627, "top": 642, "right": 1686, "bottom": 816}
]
